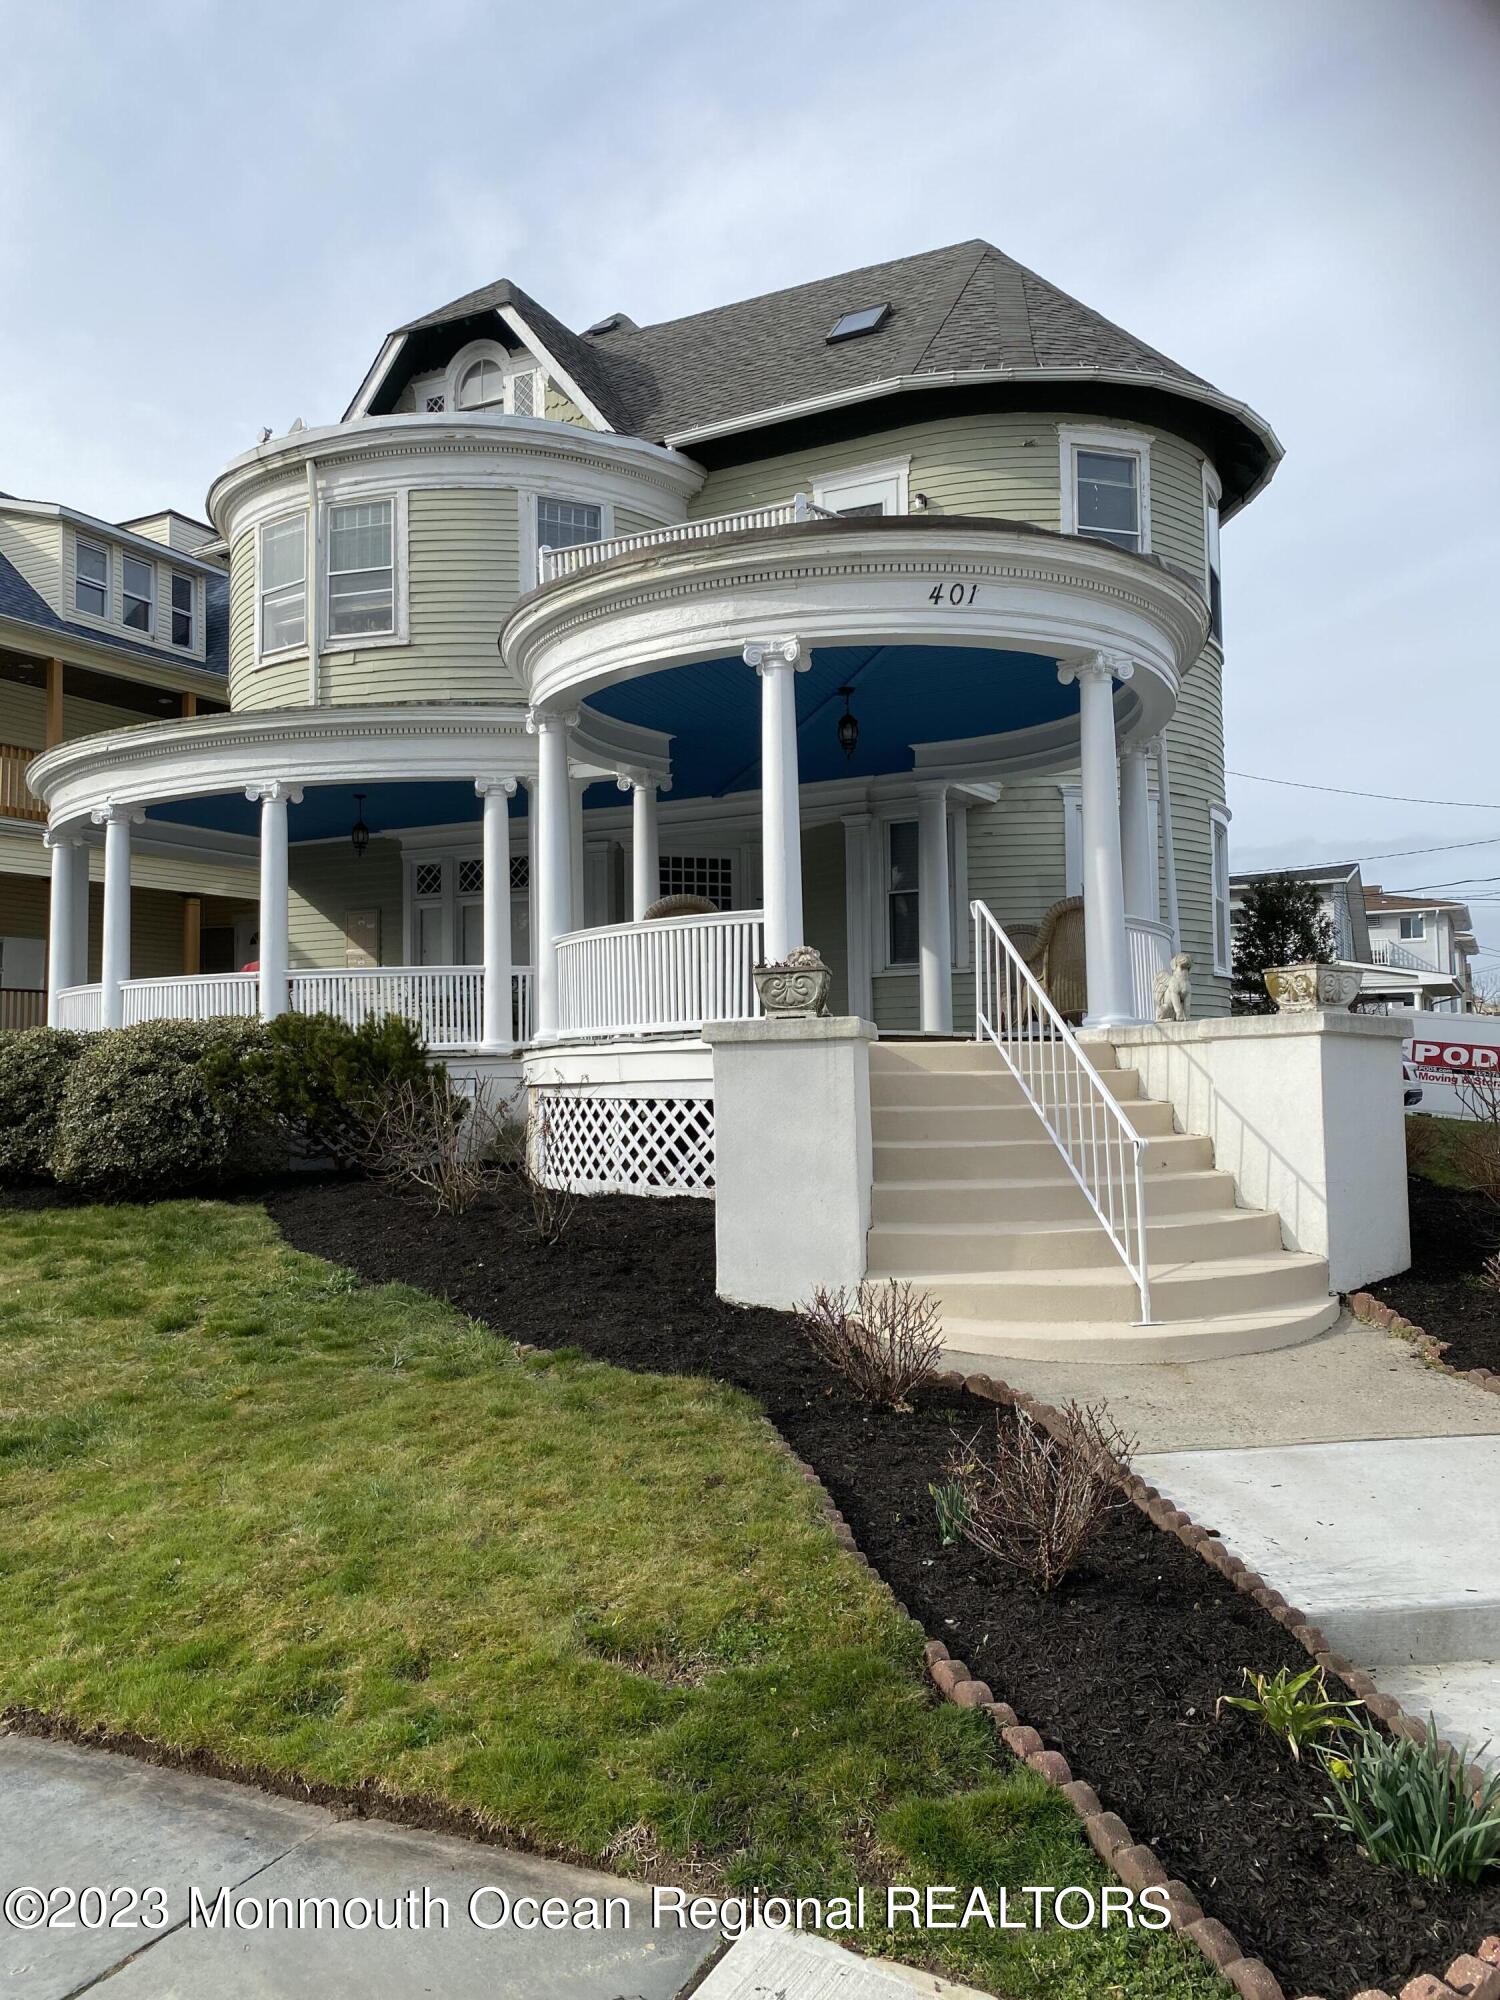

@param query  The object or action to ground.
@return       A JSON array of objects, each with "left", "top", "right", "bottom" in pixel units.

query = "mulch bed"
[
  {"left": 1368, "top": 1174, "right": 1500, "bottom": 1377},
  {"left": 265, "top": 1177, "right": 1500, "bottom": 1999}
]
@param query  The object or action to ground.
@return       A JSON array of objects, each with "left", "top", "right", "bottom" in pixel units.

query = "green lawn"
[{"left": 0, "top": 1199, "right": 1223, "bottom": 1998}]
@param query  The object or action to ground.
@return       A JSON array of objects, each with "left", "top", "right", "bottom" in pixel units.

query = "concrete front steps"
[{"left": 866, "top": 1038, "right": 1340, "bottom": 1363}]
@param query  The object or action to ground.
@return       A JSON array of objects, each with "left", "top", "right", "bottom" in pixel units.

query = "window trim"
[
  {"left": 169, "top": 571, "right": 195, "bottom": 650},
  {"left": 255, "top": 510, "right": 309, "bottom": 664},
  {"left": 323, "top": 490, "right": 403, "bottom": 649},
  {"left": 812, "top": 455, "right": 910, "bottom": 518},
  {"left": 528, "top": 489, "right": 614, "bottom": 583},
  {"left": 121, "top": 552, "right": 156, "bottom": 637},
  {"left": 1210, "top": 805, "right": 1232, "bottom": 977},
  {"left": 871, "top": 804, "right": 968, "bottom": 977},
  {"left": 1398, "top": 913, "right": 1426, "bottom": 942},
  {"left": 1202, "top": 461, "right": 1223, "bottom": 644},
  {"left": 445, "top": 338, "right": 546, "bottom": 419},
  {"left": 1058, "top": 423, "right": 1152, "bottom": 554},
  {"left": 74, "top": 536, "right": 111, "bottom": 622}
]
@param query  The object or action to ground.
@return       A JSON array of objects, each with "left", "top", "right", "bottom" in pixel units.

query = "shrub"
[
  {"left": 1453, "top": 1069, "right": 1500, "bottom": 1213},
  {"left": 52, "top": 1018, "right": 282, "bottom": 1197},
  {"left": 254, "top": 1011, "right": 432, "bottom": 1165},
  {"left": 1320, "top": 1718, "right": 1500, "bottom": 1882},
  {"left": 944, "top": 1400, "right": 1135, "bottom": 1594},
  {"left": 0, "top": 1028, "right": 88, "bottom": 1182},
  {"left": 358, "top": 1073, "right": 486, "bottom": 1214},
  {"left": 1217, "top": 1664, "right": 1360, "bottom": 1763},
  {"left": 514, "top": 1095, "right": 578, "bottom": 1246},
  {"left": 797, "top": 1280, "right": 943, "bottom": 1410}
]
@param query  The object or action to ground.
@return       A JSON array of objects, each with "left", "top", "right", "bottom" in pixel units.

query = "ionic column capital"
[
  {"left": 90, "top": 802, "right": 145, "bottom": 827},
  {"left": 615, "top": 767, "right": 671, "bottom": 795},
  {"left": 475, "top": 776, "right": 518, "bottom": 800},
  {"left": 42, "top": 827, "right": 85, "bottom": 850},
  {"left": 245, "top": 780, "right": 303, "bottom": 805},
  {"left": 525, "top": 707, "right": 579, "bottom": 736},
  {"left": 743, "top": 636, "right": 805, "bottom": 675},
  {"left": 1058, "top": 650, "right": 1134, "bottom": 689}
]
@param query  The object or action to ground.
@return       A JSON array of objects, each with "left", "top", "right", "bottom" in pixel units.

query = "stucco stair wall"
[{"left": 865, "top": 1039, "right": 1340, "bottom": 1363}]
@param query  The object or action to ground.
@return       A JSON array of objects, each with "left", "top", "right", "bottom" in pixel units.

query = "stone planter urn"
[
  {"left": 1264, "top": 961, "right": 1362, "bottom": 1014},
  {"left": 753, "top": 944, "right": 832, "bottom": 1018}
]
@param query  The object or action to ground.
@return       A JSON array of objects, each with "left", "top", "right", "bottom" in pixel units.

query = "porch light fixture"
[
  {"left": 835, "top": 686, "right": 859, "bottom": 761},
  {"left": 350, "top": 792, "right": 370, "bottom": 862}
]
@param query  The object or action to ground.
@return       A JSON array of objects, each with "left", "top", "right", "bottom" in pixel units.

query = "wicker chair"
[
  {"left": 640, "top": 893, "right": 717, "bottom": 921},
  {"left": 1023, "top": 896, "right": 1087, "bottom": 1023}
]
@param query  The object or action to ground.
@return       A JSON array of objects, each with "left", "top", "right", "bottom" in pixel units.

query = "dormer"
[{"left": 389, "top": 336, "right": 546, "bottom": 420}]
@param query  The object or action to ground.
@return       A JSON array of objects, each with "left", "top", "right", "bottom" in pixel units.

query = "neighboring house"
[
  {"left": 29, "top": 237, "right": 1398, "bottom": 1360},
  {"left": 0, "top": 500, "right": 257, "bottom": 1024},
  {"left": 1230, "top": 863, "right": 1473, "bottom": 1012}
]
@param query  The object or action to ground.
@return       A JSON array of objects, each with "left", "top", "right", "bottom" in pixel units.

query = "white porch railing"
[
  {"left": 122, "top": 973, "right": 258, "bottom": 1025},
  {"left": 1125, "top": 915, "right": 1174, "bottom": 1020},
  {"left": 555, "top": 909, "right": 765, "bottom": 1039},
  {"left": 55, "top": 984, "right": 102, "bottom": 1032},
  {"left": 1370, "top": 942, "right": 1432, "bottom": 974},
  {"left": 50, "top": 968, "right": 533, "bottom": 1053},
  {"left": 538, "top": 495, "right": 833, "bottom": 585},
  {"left": 972, "top": 900, "right": 1153, "bottom": 1322}
]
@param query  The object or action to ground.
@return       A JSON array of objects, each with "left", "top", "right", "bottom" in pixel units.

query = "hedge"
[{"left": 0, "top": 1028, "right": 89, "bottom": 1181}]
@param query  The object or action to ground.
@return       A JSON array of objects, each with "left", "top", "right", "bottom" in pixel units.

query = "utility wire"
[{"left": 1228, "top": 770, "right": 1500, "bottom": 811}]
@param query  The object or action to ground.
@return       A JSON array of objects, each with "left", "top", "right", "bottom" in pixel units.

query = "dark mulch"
[
  {"left": 1369, "top": 1173, "right": 1500, "bottom": 1376},
  {"left": 264, "top": 1176, "right": 1499, "bottom": 1998}
]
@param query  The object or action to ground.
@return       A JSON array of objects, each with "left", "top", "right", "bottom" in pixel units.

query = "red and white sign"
[{"left": 1403, "top": 1012, "right": 1500, "bottom": 1117}]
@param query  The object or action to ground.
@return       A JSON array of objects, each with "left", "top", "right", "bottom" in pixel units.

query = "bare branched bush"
[
  {"left": 358, "top": 1074, "right": 493, "bottom": 1214},
  {"left": 1454, "top": 1069, "right": 1500, "bottom": 1213},
  {"left": 945, "top": 1400, "right": 1137, "bottom": 1593},
  {"left": 1480, "top": 1252, "right": 1500, "bottom": 1297},
  {"left": 797, "top": 1280, "right": 943, "bottom": 1409},
  {"left": 521, "top": 1093, "right": 578, "bottom": 1247}
]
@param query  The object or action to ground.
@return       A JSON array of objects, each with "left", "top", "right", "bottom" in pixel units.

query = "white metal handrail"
[
  {"left": 555, "top": 908, "right": 765, "bottom": 1039},
  {"left": 122, "top": 973, "right": 258, "bottom": 1025},
  {"left": 971, "top": 900, "right": 1153, "bottom": 1322},
  {"left": 1370, "top": 942, "right": 1432, "bottom": 974},
  {"left": 538, "top": 494, "right": 835, "bottom": 585}
]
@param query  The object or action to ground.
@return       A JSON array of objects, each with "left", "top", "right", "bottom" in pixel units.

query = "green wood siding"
[
  {"left": 613, "top": 508, "right": 656, "bottom": 538},
  {"left": 288, "top": 838, "right": 404, "bottom": 969},
  {"left": 544, "top": 383, "right": 595, "bottom": 429}
]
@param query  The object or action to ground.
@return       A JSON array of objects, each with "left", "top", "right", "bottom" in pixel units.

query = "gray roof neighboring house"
[
  {"left": 0, "top": 548, "right": 228, "bottom": 677},
  {"left": 354, "top": 239, "right": 1280, "bottom": 513}
]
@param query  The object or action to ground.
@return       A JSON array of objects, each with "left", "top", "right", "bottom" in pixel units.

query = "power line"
[{"left": 1228, "top": 770, "right": 1500, "bottom": 811}]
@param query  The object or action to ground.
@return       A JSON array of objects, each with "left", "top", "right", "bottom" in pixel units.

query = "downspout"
[{"left": 305, "top": 459, "right": 321, "bottom": 706}]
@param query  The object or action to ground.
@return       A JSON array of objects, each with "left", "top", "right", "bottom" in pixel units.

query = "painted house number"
[{"left": 927, "top": 581, "right": 979, "bottom": 606}]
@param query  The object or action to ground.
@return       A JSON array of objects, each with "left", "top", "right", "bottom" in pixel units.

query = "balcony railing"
[
  {"left": 53, "top": 968, "right": 534, "bottom": 1051},
  {"left": 1370, "top": 942, "right": 1433, "bottom": 974},
  {"left": 0, "top": 744, "right": 45, "bottom": 823},
  {"left": 1124, "top": 916, "right": 1175, "bottom": 1020},
  {"left": 538, "top": 495, "right": 833, "bottom": 586},
  {"left": 555, "top": 908, "right": 765, "bottom": 1039}
]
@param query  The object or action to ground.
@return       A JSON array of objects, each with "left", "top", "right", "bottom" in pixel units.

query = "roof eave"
[{"left": 662, "top": 367, "right": 1284, "bottom": 515}]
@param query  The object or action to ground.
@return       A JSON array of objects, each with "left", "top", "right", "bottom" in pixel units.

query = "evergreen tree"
[{"left": 1232, "top": 874, "right": 1338, "bottom": 1013}]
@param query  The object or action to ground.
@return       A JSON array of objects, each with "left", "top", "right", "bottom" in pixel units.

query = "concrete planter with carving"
[
  {"left": 1264, "top": 961, "right": 1362, "bottom": 1013},
  {"left": 753, "top": 946, "right": 832, "bottom": 1018}
]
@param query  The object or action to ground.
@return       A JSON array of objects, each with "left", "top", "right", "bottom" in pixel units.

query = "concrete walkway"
[
  {"left": 971, "top": 1313, "right": 1500, "bottom": 1764},
  {"left": 0, "top": 1732, "right": 716, "bottom": 1998}
]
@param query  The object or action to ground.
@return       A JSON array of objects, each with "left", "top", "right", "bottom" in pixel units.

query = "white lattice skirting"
[{"left": 531, "top": 1089, "right": 715, "bottom": 1198}]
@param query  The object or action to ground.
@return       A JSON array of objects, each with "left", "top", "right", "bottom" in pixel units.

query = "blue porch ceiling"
[
  {"left": 147, "top": 780, "right": 530, "bottom": 842},
  {"left": 588, "top": 643, "right": 1074, "bottom": 799}
]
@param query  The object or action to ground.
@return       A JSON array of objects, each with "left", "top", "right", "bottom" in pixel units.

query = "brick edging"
[
  {"left": 804, "top": 1366, "right": 1500, "bottom": 2000},
  {"left": 1347, "top": 1291, "right": 1500, "bottom": 1397}
]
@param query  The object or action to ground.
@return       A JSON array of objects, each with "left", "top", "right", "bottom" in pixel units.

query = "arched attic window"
[{"left": 457, "top": 357, "right": 506, "bottom": 409}]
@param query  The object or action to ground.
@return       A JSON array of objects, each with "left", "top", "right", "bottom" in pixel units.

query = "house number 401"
[{"left": 927, "top": 581, "right": 979, "bottom": 606}]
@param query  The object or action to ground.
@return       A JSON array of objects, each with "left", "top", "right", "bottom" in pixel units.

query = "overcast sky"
[{"left": 3, "top": 0, "right": 1497, "bottom": 967}]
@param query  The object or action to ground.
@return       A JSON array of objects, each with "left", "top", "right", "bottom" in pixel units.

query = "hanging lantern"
[
  {"left": 350, "top": 792, "right": 370, "bottom": 861},
  {"left": 836, "top": 685, "right": 859, "bottom": 761}
]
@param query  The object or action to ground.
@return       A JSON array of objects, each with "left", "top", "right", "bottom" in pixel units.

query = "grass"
[
  {"left": 0, "top": 1198, "right": 1225, "bottom": 1998},
  {"left": 1406, "top": 1113, "right": 1482, "bottom": 1191}
]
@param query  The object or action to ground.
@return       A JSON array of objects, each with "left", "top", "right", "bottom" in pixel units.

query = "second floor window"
[
  {"left": 1399, "top": 914, "right": 1426, "bottom": 941},
  {"left": 76, "top": 540, "right": 108, "bottom": 617},
  {"left": 1075, "top": 450, "right": 1140, "bottom": 551},
  {"left": 327, "top": 499, "right": 394, "bottom": 638},
  {"left": 259, "top": 515, "right": 306, "bottom": 653},
  {"left": 123, "top": 556, "right": 154, "bottom": 633},
  {"left": 171, "top": 573, "right": 194, "bottom": 648},
  {"left": 537, "top": 497, "right": 602, "bottom": 555}
]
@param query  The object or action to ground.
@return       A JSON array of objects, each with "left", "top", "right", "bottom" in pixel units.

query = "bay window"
[{"left": 258, "top": 515, "right": 306, "bottom": 654}]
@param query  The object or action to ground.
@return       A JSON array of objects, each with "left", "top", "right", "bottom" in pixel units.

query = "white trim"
[
  {"left": 494, "top": 303, "right": 614, "bottom": 432},
  {"left": 530, "top": 491, "right": 613, "bottom": 587},
  {"left": 1202, "top": 460, "right": 1223, "bottom": 643},
  {"left": 1058, "top": 423, "right": 1152, "bottom": 554},
  {"left": 73, "top": 533, "right": 111, "bottom": 622},
  {"left": 321, "top": 488, "right": 408, "bottom": 653},
  {"left": 121, "top": 550, "right": 156, "bottom": 639},
  {"left": 1210, "top": 804, "right": 1232, "bottom": 977},
  {"left": 255, "top": 509, "right": 308, "bottom": 665},
  {"left": 811, "top": 455, "right": 911, "bottom": 516},
  {"left": 5, "top": 499, "right": 224, "bottom": 575},
  {"left": 169, "top": 570, "right": 196, "bottom": 651},
  {"left": 872, "top": 803, "right": 966, "bottom": 976}
]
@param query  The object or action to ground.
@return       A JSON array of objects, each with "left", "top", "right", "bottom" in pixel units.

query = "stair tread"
[
  {"left": 868, "top": 1252, "right": 1329, "bottom": 1286},
  {"left": 873, "top": 1170, "right": 1231, "bottom": 1191},
  {"left": 938, "top": 1297, "right": 1341, "bottom": 1361},
  {"left": 870, "top": 1208, "right": 1266, "bottom": 1237}
]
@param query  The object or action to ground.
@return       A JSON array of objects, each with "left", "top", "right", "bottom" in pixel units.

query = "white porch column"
[
  {"left": 841, "top": 812, "right": 874, "bottom": 1021},
  {"left": 569, "top": 774, "right": 588, "bottom": 930},
  {"left": 92, "top": 803, "right": 139, "bottom": 1030},
  {"left": 477, "top": 777, "right": 517, "bottom": 1049},
  {"left": 1156, "top": 734, "right": 1182, "bottom": 953},
  {"left": 529, "top": 710, "right": 576, "bottom": 1040},
  {"left": 622, "top": 773, "right": 661, "bottom": 921},
  {"left": 44, "top": 832, "right": 85, "bottom": 1026},
  {"left": 247, "top": 780, "right": 301, "bottom": 1022},
  {"left": 916, "top": 783, "right": 953, "bottom": 1035},
  {"left": 1058, "top": 652, "right": 1135, "bottom": 1028},
  {"left": 1118, "top": 744, "right": 1156, "bottom": 920},
  {"left": 745, "top": 637, "right": 806, "bottom": 964}
]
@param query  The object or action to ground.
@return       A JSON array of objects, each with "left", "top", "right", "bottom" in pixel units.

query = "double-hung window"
[
  {"left": 75, "top": 539, "right": 108, "bottom": 617},
  {"left": 327, "top": 498, "right": 395, "bottom": 638},
  {"left": 537, "top": 497, "right": 602, "bottom": 566},
  {"left": 259, "top": 514, "right": 306, "bottom": 654},
  {"left": 170, "top": 573, "right": 194, "bottom": 648},
  {"left": 1211, "top": 808, "right": 1232, "bottom": 976},
  {"left": 1061, "top": 427, "right": 1151, "bottom": 553},
  {"left": 123, "top": 555, "right": 155, "bottom": 633},
  {"left": 1399, "top": 914, "right": 1426, "bottom": 942},
  {"left": 886, "top": 821, "right": 921, "bottom": 965}
]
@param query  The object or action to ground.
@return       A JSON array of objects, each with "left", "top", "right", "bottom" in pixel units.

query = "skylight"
[{"left": 826, "top": 303, "right": 890, "bottom": 343}]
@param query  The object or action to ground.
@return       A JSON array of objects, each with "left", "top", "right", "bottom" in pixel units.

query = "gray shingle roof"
[{"left": 0, "top": 549, "right": 228, "bottom": 677}]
